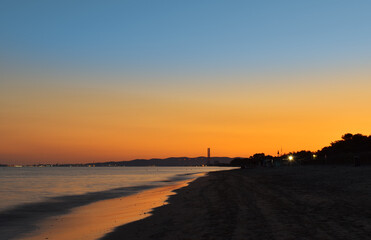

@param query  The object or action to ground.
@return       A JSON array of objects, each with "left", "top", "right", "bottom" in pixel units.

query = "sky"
[{"left": 1, "top": 1, "right": 371, "bottom": 164}]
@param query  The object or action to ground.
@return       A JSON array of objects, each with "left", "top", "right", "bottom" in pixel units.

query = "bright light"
[
  {"left": 288, "top": 155, "right": 294, "bottom": 161},
  {"left": 313, "top": 154, "right": 317, "bottom": 158}
]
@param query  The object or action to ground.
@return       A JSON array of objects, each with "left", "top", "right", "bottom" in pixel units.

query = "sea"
[{"left": 0, "top": 166, "right": 234, "bottom": 240}]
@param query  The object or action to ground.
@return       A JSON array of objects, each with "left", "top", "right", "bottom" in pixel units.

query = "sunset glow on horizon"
[{"left": 1, "top": 1, "right": 371, "bottom": 164}]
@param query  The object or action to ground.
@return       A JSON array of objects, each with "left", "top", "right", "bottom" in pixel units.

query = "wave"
[{"left": 0, "top": 172, "right": 202, "bottom": 240}]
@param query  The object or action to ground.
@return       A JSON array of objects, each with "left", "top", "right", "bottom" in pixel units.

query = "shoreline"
[
  {"left": 102, "top": 166, "right": 371, "bottom": 240},
  {"left": 1, "top": 171, "right": 209, "bottom": 240},
  {"left": 18, "top": 178, "right": 199, "bottom": 240}
]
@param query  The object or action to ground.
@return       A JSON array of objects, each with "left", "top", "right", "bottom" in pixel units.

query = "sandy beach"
[{"left": 102, "top": 166, "right": 371, "bottom": 240}]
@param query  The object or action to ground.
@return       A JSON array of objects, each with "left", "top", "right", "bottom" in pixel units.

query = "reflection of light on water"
[
  {"left": 0, "top": 166, "right": 235, "bottom": 211},
  {"left": 19, "top": 180, "right": 194, "bottom": 240}
]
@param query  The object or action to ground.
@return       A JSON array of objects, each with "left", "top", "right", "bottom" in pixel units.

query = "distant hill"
[{"left": 89, "top": 157, "right": 233, "bottom": 167}]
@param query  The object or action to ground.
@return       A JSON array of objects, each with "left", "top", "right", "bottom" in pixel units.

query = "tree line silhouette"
[{"left": 231, "top": 133, "right": 371, "bottom": 167}]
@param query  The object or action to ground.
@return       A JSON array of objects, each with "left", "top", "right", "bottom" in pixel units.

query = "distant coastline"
[
  {"left": 2, "top": 157, "right": 233, "bottom": 168},
  {"left": 2, "top": 133, "right": 370, "bottom": 168}
]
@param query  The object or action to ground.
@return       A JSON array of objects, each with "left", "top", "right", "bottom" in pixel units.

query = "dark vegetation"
[
  {"left": 316, "top": 133, "right": 371, "bottom": 164},
  {"left": 231, "top": 133, "right": 371, "bottom": 167}
]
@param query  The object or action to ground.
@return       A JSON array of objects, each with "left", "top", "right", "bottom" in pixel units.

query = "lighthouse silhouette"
[{"left": 207, "top": 148, "right": 210, "bottom": 162}]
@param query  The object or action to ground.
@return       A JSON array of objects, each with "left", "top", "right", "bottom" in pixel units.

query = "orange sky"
[{"left": 1, "top": 69, "right": 370, "bottom": 164}]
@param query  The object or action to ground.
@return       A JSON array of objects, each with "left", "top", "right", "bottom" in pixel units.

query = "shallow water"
[
  {"left": 0, "top": 166, "right": 234, "bottom": 240},
  {"left": 0, "top": 166, "right": 229, "bottom": 211}
]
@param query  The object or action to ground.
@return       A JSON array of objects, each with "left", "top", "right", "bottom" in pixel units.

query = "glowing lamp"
[{"left": 288, "top": 155, "right": 294, "bottom": 161}]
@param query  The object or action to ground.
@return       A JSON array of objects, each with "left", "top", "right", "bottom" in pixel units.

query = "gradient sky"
[{"left": 1, "top": 1, "right": 371, "bottom": 164}]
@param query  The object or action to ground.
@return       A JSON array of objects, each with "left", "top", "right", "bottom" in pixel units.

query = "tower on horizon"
[{"left": 207, "top": 148, "right": 210, "bottom": 161}]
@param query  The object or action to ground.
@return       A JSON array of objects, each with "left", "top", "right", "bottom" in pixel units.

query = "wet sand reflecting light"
[{"left": 19, "top": 177, "right": 199, "bottom": 240}]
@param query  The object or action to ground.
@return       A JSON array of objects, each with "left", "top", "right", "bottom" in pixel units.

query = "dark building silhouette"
[{"left": 207, "top": 148, "right": 211, "bottom": 162}]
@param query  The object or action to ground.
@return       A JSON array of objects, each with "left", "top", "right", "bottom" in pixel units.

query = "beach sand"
[
  {"left": 102, "top": 166, "right": 371, "bottom": 240},
  {"left": 18, "top": 179, "right": 196, "bottom": 240}
]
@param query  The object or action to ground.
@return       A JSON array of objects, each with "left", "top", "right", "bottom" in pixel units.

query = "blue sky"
[
  {"left": 1, "top": 1, "right": 371, "bottom": 163},
  {"left": 1, "top": 0, "right": 371, "bottom": 75}
]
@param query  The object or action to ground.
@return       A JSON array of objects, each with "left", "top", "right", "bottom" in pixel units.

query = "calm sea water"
[{"left": 0, "top": 166, "right": 232, "bottom": 211}]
